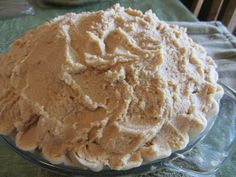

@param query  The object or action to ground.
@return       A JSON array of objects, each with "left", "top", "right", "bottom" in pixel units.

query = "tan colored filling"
[{"left": 0, "top": 4, "right": 223, "bottom": 171}]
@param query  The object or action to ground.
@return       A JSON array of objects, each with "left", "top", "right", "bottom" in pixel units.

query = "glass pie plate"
[{"left": 0, "top": 83, "right": 236, "bottom": 177}]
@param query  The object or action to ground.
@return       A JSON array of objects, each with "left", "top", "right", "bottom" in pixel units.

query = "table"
[{"left": 0, "top": 1, "right": 235, "bottom": 177}]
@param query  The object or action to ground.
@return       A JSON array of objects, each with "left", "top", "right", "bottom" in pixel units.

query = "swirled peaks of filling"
[{"left": 0, "top": 4, "right": 224, "bottom": 171}]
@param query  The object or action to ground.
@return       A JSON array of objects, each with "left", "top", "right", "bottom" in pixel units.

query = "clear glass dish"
[{"left": 0, "top": 83, "right": 236, "bottom": 177}]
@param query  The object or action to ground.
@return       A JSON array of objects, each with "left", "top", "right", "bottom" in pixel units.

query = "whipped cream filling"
[{"left": 0, "top": 4, "right": 223, "bottom": 171}]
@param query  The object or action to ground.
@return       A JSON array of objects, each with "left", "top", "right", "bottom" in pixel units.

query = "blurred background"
[{"left": 181, "top": 0, "right": 236, "bottom": 35}]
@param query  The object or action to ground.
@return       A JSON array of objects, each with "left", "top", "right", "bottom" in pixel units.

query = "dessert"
[{"left": 0, "top": 4, "right": 224, "bottom": 171}]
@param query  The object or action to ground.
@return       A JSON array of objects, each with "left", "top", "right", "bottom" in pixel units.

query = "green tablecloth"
[{"left": 0, "top": 1, "right": 236, "bottom": 177}]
